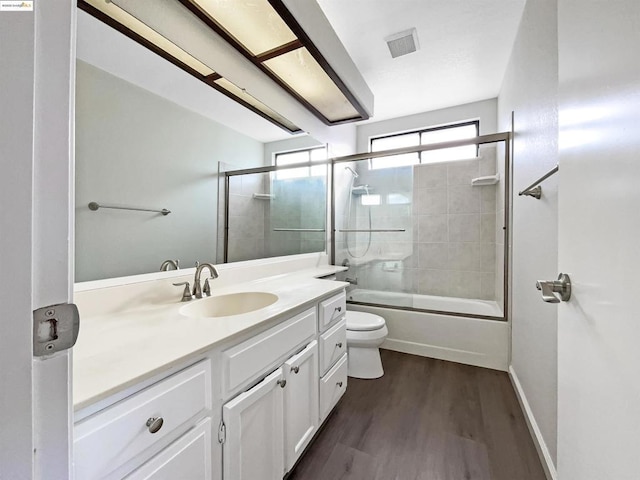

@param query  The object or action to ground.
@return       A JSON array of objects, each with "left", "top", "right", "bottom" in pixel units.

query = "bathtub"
[
  {"left": 346, "top": 288, "right": 509, "bottom": 371},
  {"left": 347, "top": 289, "right": 503, "bottom": 318}
]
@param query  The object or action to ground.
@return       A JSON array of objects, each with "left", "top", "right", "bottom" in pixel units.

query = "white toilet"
[{"left": 345, "top": 311, "right": 388, "bottom": 379}]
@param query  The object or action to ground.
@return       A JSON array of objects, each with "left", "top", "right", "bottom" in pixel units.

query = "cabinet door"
[
  {"left": 125, "top": 418, "right": 212, "bottom": 480},
  {"left": 223, "top": 368, "right": 284, "bottom": 480},
  {"left": 283, "top": 341, "right": 319, "bottom": 472}
]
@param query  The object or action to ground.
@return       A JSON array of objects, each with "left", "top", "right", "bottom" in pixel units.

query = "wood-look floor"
[{"left": 289, "top": 350, "right": 546, "bottom": 480}]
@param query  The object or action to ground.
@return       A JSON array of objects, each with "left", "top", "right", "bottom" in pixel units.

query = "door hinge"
[
  {"left": 33, "top": 303, "right": 80, "bottom": 357},
  {"left": 218, "top": 420, "right": 226, "bottom": 444}
]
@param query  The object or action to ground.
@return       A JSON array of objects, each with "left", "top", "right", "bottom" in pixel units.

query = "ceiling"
[
  {"left": 77, "top": 1, "right": 527, "bottom": 143},
  {"left": 316, "top": 0, "right": 527, "bottom": 123}
]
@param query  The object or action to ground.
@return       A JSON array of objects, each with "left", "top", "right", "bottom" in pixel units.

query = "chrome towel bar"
[
  {"left": 272, "top": 228, "right": 325, "bottom": 232},
  {"left": 518, "top": 164, "right": 558, "bottom": 199},
  {"left": 339, "top": 229, "right": 406, "bottom": 233},
  {"left": 88, "top": 202, "right": 171, "bottom": 216}
]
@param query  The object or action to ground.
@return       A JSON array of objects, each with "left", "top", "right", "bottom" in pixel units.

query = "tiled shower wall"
[
  {"left": 411, "top": 145, "right": 499, "bottom": 300},
  {"left": 221, "top": 171, "right": 327, "bottom": 263},
  {"left": 345, "top": 145, "right": 503, "bottom": 302}
]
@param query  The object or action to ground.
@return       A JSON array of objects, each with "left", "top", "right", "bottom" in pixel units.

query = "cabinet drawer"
[
  {"left": 318, "top": 291, "right": 346, "bottom": 331},
  {"left": 319, "top": 354, "right": 347, "bottom": 422},
  {"left": 74, "top": 360, "right": 211, "bottom": 480},
  {"left": 125, "top": 418, "right": 212, "bottom": 480},
  {"left": 223, "top": 307, "right": 316, "bottom": 397},
  {"left": 319, "top": 319, "right": 347, "bottom": 376}
]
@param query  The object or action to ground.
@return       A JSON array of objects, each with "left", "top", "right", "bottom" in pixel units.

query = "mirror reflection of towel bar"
[
  {"left": 272, "top": 228, "right": 325, "bottom": 232},
  {"left": 88, "top": 202, "right": 171, "bottom": 216}
]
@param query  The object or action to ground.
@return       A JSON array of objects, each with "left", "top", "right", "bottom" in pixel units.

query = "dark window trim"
[
  {"left": 369, "top": 120, "right": 480, "bottom": 163},
  {"left": 274, "top": 146, "right": 327, "bottom": 167}
]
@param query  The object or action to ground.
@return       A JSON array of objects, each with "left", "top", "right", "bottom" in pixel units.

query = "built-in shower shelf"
[{"left": 471, "top": 174, "right": 500, "bottom": 186}]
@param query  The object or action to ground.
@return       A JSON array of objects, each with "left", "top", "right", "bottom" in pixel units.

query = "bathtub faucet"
[{"left": 345, "top": 277, "right": 358, "bottom": 285}]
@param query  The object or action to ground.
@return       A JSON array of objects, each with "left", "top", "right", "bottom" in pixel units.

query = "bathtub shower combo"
[{"left": 223, "top": 132, "right": 511, "bottom": 370}]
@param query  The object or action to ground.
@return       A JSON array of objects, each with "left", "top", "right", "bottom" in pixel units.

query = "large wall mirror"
[{"left": 75, "top": 10, "right": 327, "bottom": 283}]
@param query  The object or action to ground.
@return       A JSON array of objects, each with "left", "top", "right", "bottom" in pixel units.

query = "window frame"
[
  {"left": 273, "top": 145, "right": 328, "bottom": 179},
  {"left": 368, "top": 120, "right": 480, "bottom": 168}
]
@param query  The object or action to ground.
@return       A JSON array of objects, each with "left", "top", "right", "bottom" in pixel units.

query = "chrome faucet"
[
  {"left": 193, "top": 263, "right": 219, "bottom": 299},
  {"left": 159, "top": 259, "right": 179, "bottom": 271}
]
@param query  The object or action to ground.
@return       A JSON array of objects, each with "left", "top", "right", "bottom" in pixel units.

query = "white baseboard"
[
  {"left": 508, "top": 366, "right": 557, "bottom": 480},
  {"left": 383, "top": 338, "right": 505, "bottom": 371}
]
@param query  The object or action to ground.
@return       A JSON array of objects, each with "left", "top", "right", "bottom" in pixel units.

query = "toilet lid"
[{"left": 346, "top": 311, "right": 386, "bottom": 331}]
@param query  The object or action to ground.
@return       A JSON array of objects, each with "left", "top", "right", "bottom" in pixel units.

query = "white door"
[
  {"left": 223, "top": 368, "right": 285, "bottom": 480},
  {"left": 283, "top": 341, "right": 319, "bottom": 472},
  {"left": 0, "top": 2, "right": 75, "bottom": 479},
  {"left": 557, "top": 1, "right": 640, "bottom": 478}
]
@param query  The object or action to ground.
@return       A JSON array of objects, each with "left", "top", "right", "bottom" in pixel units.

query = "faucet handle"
[
  {"left": 172, "top": 282, "right": 193, "bottom": 302},
  {"left": 203, "top": 278, "right": 213, "bottom": 297}
]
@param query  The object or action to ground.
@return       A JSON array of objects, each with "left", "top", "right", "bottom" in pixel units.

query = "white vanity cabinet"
[
  {"left": 74, "top": 286, "right": 347, "bottom": 480},
  {"left": 222, "top": 368, "right": 286, "bottom": 480},
  {"left": 283, "top": 340, "right": 319, "bottom": 470},
  {"left": 317, "top": 292, "right": 348, "bottom": 424},
  {"left": 125, "top": 418, "right": 213, "bottom": 480},
  {"left": 74, "top": 360, "right": 212, "bottom": 480},
  {"left": 221, "top": 341, "right": 319, "bottom": 479},
  {"left": 220, "top": 307, "right": 321, "bottom": 479}
]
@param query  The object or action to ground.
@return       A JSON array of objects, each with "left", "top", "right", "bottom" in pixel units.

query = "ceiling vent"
[{"left": 385, "top": 28, "right": 419, "bottom": 58}]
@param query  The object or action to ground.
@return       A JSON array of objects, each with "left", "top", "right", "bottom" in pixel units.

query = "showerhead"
[{"left": 345, "top": 166, "right": 359, "bottom": 178}]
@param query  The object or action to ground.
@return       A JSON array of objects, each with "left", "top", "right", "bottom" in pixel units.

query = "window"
[
  {"left": 274, "top": 146, "right": 327, "bottom": 179},
  {"left": 369, "top": 121, "right": 479, "bottom": 169}
]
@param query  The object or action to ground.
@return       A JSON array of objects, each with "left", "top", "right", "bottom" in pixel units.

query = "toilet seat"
[{"left": 346, "top": 311, "right": 385, "bottom": 331}]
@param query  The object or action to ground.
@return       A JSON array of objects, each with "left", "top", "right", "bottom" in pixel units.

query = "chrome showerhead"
[{"left": 345, "top": 166, "right": 359, "bottom": 178}]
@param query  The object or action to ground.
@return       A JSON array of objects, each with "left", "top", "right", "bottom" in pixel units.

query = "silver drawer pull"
[
  {"left": 336, "top": 381, "right": 343, "bottom": 388},
  {"left": 335, "top": 306, "right": 342, "bottom": 313},
  {"left": 277, "top": 379, "right": 287, "bottom": 388},
  {"left": 336, "top": 342, "right": 343, "bottom": 348},
  {"left": 291, "top": 366, "right": 299, "bottom": 374},
  {"left": 146, "top": 417, "right": 164, "bottom": 434}
]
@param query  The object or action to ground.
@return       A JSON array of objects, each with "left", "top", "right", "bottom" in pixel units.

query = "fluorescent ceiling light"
[
  {"left": 182, "top": 0, "right": 369, "bottom": 124},
  {"left": 80, "top": 0, "right": 371, "bottom": 131}
]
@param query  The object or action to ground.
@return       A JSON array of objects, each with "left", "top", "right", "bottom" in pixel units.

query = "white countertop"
[{"left": 73, "top": 265, "right": 347, "bottom": 411}]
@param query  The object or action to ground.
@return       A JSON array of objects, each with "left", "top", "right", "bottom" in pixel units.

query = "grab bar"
[
  {"left": 272, "top": 228, "right": 325, "bottom": 232},
  {"left": 88, "top": 202, "right": 171, "bottom": 216},
  {"left": 339, "top": 229, "right": 406, "bottom": 233},
  {"left": 518, "top": 164, "right": 558, "bottom": 199}
]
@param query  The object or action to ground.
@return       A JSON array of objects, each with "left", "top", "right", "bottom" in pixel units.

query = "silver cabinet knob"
[
  {"left": 146, "top": 417, "right": 164, "bottom": 434},
  {"left": 336, "top": 342, "right": 343, "bottom": 348},
  {"left": 536, "top": 273, "right": 571, "bottom": 303},
  {"left": 336, "top": 381, "right": 343, "bottom": 388},
  {"left": 335, "top": 306, "right": 342, "bottom": 313},
  {"left": 277, "top": 379, "right": 286, "bottom": 388},
  {"left": 291, "top": 366, "right": 299, "bottom": 374}
]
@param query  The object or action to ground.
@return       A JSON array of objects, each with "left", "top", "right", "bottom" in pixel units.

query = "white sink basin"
[{"left": 180, "top": 292, "right": 279, "bottom": 318}]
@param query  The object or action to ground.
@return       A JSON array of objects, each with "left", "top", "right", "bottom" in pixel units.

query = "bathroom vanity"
[{"left": 72, "top": 258, "right": 347, "bottom": 480}]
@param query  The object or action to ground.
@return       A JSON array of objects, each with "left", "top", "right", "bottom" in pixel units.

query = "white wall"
[
  {"left": 498, "top": 0, "right": 559, "bottom": 475},
  {"left": 75, "top": 61, "right": 264, "bottom": 281},
  {"left": 0, "top": 8, "right": 36, "bottom": 478},
  {"left": 356, "top": 98, "right": 498, "bottom": 152}
]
